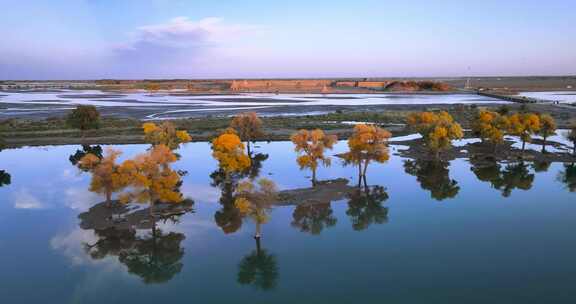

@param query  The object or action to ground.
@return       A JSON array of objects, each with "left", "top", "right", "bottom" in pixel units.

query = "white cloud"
[
  {"left": 108, "top": 17, "right": 261, "bottom": 78},
  {"left": 13, "top": 189, "right": 44, "bottom": 209},
  {"left": 64, "top": 187, "right": 100, "bottom": 211}
]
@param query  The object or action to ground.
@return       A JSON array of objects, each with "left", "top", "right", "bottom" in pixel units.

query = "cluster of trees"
[
  {"left": 78, "top": 122, "right": 192, "bottom": 216},
  {"left": 471, "top": 110, "right": 566, "bottom": 154}
]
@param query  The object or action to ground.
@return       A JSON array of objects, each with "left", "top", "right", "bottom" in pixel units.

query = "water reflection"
[
  {"left": 346, "top": 185, "right": 389, "bottom": 231},
  {"left": 237, "top": 237, "right": 279, "bottom": 291},
  {"left": 117, "top": 221, "right": 185, "bottom": 284},
  {"left": 0, "top": 170, "right": 10, "bottom": 187},
  {"left": 558, "top": 163, "right": 576, "bottom": 192},
  {"left": 210, "top": 153, "right": 269, "bottom": 235},
  {"left": 470, "top": 160, "right": 535, "bottom": 197},
  {"left": 79, "top": 202, "right": 192, "bottom": 284},
  {"left": 404, "top": 160, "right": 460, "bottom": 201},
  {"left": 69, "top": 145, "right": 103, "bottom": 171},
  {"left": 291, "top": 203, "right": 337, "bottom": 235}
]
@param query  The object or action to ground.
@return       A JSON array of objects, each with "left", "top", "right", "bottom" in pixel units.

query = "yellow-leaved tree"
[
  {"left": 234, "top": 178, "right": 278, "bottom": 239},
  {"left": 211, "top": 129, "right": 252, "bottom": 180},
  {"left": 507, "top": 113, "right": 540, "bottom": 154},
  {"left": 79, "top": 148, "right": 129, "bottom": 207},
  {"left": 230, "top": 112, "right": 264, "bottom": 156},
  {"left": 407, "top": 111, "right": 463, "bottom": 158},
  {"left": 471, "top": 110, "right": 510, "bottom": 152},
  {"left": 143, "top": 122, "right": 191, "bottom": 150},
  {"left": 119, "top": 144, "right": 183, "bottom": 216},
  {"left": 538, "top": 114, "right": 556, "bottom": 153},
  {"left": 342, "top": 124, "right": 391, "bottom": 187},
  {"left": 290, "top": 129, "right": 337, "bottom": 186}
]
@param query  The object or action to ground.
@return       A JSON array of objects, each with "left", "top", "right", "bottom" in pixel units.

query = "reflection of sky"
[{"left": 0, "top": 140, "right": 575, "bottom": 303}]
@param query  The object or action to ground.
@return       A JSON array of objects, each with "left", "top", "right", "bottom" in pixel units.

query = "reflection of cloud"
[
  {"left": 13, "top": 189, "right": 43, "bottom": 209},
  {"left": 61, "top": 169, "right": 83, "bottom": 183},
  {"left": 50, "top": 228, "right": 100, "bottom": 266},
  {"left": 181, "top": 183, "right": 220, "bottom": 203},
  {"left": 64, "top": 188, "right": 100, "bottom": 211}
]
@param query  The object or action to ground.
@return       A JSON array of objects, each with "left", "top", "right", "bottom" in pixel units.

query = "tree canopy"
[
  {"left": 290, "top": 129, "right": 337, "bottom": 186},
  {"left": 407, "top": 111, "right": 463, "bottom": 156},
  {"left": 66, "top": 105, "right": 101, "bottom": 132}
]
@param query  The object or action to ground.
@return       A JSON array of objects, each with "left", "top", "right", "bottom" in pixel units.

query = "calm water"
[{"left": 1, "top": 141, "right": 575, "bottom": 303}]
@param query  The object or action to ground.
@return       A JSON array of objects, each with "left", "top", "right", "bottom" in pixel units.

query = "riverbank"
[{"left": 2, "top": 103, "right": 576, "bottom": 148}]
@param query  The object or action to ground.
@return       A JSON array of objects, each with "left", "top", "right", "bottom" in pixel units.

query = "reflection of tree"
[
  {"left": 69, "top": 145, "right": 103, "bottom": 171},
  {"left": 470, "top": 160, "right": 534, "bottom": 197},
  {"left": 498, "top": 162, "right": 534, "bottom": 197},
  {"left": 0, "top": 170, "right": 10, "bottom": 187},
  {"left": 346, "top": 185, "right": 389, "bottom": 231},
  {"left": 119, "top": 222, "right": 185, "bottom": 284},
  {"left": 211, "top": 153, "right": 269, "bottom": 235},
  {"left": 291, "top": 203, "right": 337, "bottom": 235},
  {"left": 237, "top": 237, "right": 278, "bottom": 291},
  {"left": 84, "top": 218, "right": 186, "bottom": 284},
  {"left": 532, "top": 161, "right": 551, "bottom": 173},
  {"left": 404, "top": 160, "right": 460, "bottom": 201},
  {"left": 557, "top": 163, "right": 576, "bottom": 192}
]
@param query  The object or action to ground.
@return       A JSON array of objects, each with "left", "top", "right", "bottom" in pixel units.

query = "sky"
[{"left": 0, "top": 0, "right": 575, "bottom": 79}]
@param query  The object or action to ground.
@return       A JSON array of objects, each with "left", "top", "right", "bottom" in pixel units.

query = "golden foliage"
[
  {"left": 290, "top": 129, "right": 337, "bottom": 182},
  {"left": 142, "top": 122, "right": 191, "bottom": 150},
  {"left": 472, "top": 110, "right": 510, "bottom": 147},
  {"left": 79, "top": 148, "right": 128, "bottom": 202},
  {"left": 508, "top": 113, "right": 541, "bottom": 148},
  {"left": 538, "top": 114, "right": 556, "bottom": 138},
  {"left": 344, "top": 124, "right": 391, "bottom": 166},
  {"left": 118, "top": 145, "right": 182, "bottom": 205},
  {"left": 212, "top": 130, "right": 251, "bottom": 175},
  {"left": 407, "top": 111, "right": 463, "bottom": 154}
]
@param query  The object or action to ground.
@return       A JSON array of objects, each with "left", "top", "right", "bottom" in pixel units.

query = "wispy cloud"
[
  {"left": 13, "top": 189, "right": 44, "bottom": 209},
  {"left": 0, "top": 17, "right": 261, "bottom": 79}
]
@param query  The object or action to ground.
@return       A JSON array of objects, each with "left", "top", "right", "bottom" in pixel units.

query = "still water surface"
[{"left": 0, "top": 141, "right": 575, "bottom": 303}]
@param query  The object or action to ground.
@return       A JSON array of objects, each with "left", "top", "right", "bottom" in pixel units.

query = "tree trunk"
[
  {"left": 521, "top": 140, "right": 526, "bottom": 154},
  {"left": 255, "top": 235, "right": 262, "bottom": 256},
  {"left": 357, "top": 163, "right": 362, "bottom": 188},
  {"left": 312, "top": 168, "right": 317, "bottom": 187},
  {"left": 255, "top": 221, "right": 262, "bottom": 239},
  {"left": 106, "top": 191, "right": 112, "bottom": 208},
  {"left": 246, "top": 141, "right": 252, "bottom": 156},
  {"left": 542, "top": 136, "right": 547, "bottom": 153}
]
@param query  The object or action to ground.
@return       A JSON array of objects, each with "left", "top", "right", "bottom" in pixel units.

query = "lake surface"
[
  {"left": 0, "top": 90, "right": 505, "bottom": 119},
  {"left": 519, "top": 91, "right": 576, "bottom": 104},
  {"left": 1, "top": 141, "right": 575, "bottom": 304}
]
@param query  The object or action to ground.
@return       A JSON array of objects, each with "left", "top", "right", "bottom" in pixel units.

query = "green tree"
[{"left": 66, "top": 105, "right": 101, "bottom": 135}]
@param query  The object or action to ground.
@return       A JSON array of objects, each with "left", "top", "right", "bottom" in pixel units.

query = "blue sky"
[{"left": 1, "top": 0, "right": 575, "bottom": 79}]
